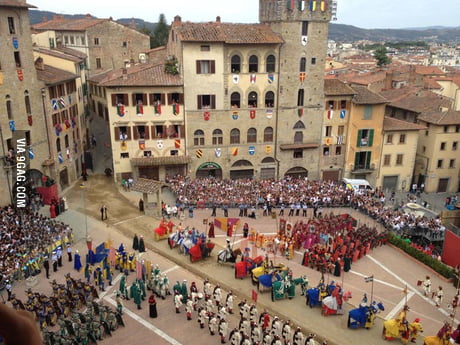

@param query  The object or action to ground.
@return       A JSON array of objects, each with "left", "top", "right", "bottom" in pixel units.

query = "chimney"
[
  {"left": 173, "top": 15, "right": 182, "bottom": 26},
  {"left": 122, "top": 68, "right": 128, "bottom": 80},
  {"left": 216, "top": 16, "right": 221, "bottom": 23}
]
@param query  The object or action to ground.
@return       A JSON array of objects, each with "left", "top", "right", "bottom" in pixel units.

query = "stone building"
[
  {"left": 31, "top": 14, "right": 150, "bottom": 77},
  {"left": 0, "top": 0, "right": 52, "bottom": 206}
]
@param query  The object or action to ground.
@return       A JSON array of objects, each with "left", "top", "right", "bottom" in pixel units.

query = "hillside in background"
[{"left": 30, "top": 10, "right": 459, "bottom": 43}]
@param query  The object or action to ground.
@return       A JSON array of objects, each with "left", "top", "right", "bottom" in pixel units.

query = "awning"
[
  {"left": 279, "top": 143, "right": 319, "bottom": 150},
  {"left": 131, "top": 178, "right": 166, "bottom": 194},
  {"left": 131, "top": 155, "right": 191, "bottom": 167}
]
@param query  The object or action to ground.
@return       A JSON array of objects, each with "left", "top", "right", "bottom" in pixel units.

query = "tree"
[
  {"left": 152, "top": 14, "right": 169, "bottom": 48},
  {"left": 374, "top": 46, "right": 391, "bottom": 67}
]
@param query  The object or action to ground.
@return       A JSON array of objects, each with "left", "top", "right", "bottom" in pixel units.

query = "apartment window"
[
  {"left": 111, "top": 93, "right": 128, "bottom": 106},
  {"left": 249, "top": 55, "right": 258, "bottom": 73},
  {"left": 70, "top": 36, "right": 75, "bottom": 45},
  {"left": 293, "top": 149, "right": 303, "bottom": 159},
  {"left": 425, "top": 130, "right": 429, "bottom": 136},
  {"left": 14, "top": 51, "right": 21, "bottom": 67},
  {"left": 116, "top": 126, "right": 131, "bottom": 141},
  {"left": 357, "top": 129, "right": 374, "bottom": 147},
  {"left": 6, "top": 96, "right": 13, "bottom": 120},
  {"left": 197, "top": 94, "right": 216, "bottom": 109},
  {"left": 134, "top": 125, "right": 148, "bottom": 139},
  {"left": 231, "top": 55, "right": 241, "bottom": 73},
  {"left": 264, "top": 127, "right": 273, "bottom": 142},
  {"left": 24, "top": 91, "right": 31, "bottom": 115},
  {"left": 94, "top": 37, "right": 100, "bottom": 45},
  {"left": 120, "top": 152, "right": 129, "bottom": 159},
  {"left": 456, "top": 125, "right": 460, "bottom": 133},
  {"left": 196, "top": 60, "right": 215, "bottom": 74},
  {"left": 399, "top": 134, "right": 406, "bottom": 144},
  {"left": 266, "top": 55, "right": 276, "bottom": 73},
  {"left": 230, "top": 128, "right": 240, "bottom": 144},
  {"left": 363, "top": 105, "right": 373, "bottom": 120},
  {"left": 340, "top": 100, "right": 347, "bottom": 109},
  {"left": 440, "top": 142, "right": 446, "bottom": 151},
  {"left": 386, "top": 134, "right": 393, "bottom": 144},
  {"left": 56, "top": 138, "right": 61, "bottom": 152},
  {"left": 311, "top": 57, "right": 316, "bottom": 65},
  {"left": 247, "top": 128, "right": 257, "bottom": 143},
  {"left": 64, "top": 36, "right": 69, "bottom": 44},
  {"left": 396, "top": 154, "right": 403, "bottom": 165},
  {"left": 326, "top": 100, "right": 334, "bottom": 110},
  {"left": 200, "top": 45, "right": 210, "bottom": 51},
  {"left": 265, "top": 91, "right": 274, "bottom": 108},
  {"left": 212, "top": 129, "right": 223, "bottom": 145},
  {"left": 122, "top": 41, "right": 127, "bottom": 48},
  {"left": 8, "top": 17, "right": 16, "bottom": 34},
  {"left": 338, "top": 125, "right": 344, "bottom": 136},
  {"left": 325, "top": 126, "right": 332, "bottom": 137},
  {"left": 297, "top": 89, "right": 304, "bottom": 106},
  {"left": 81, "top": 36, "right": 86, "bottom": 45},
  {"left": 294, "top": 131, "right": 303, "bottom": 144},
  {"left": 323, "top": 147, "right": 330, "bottom": 156},
  {"left": 437, "top": 159, "right": 443, "bottom": 168},
  {"left": 96, "top": 58, "right": 102, "bottom": 69},
  {"left": 383, "top": 154, "right": 391, "bottom": 166},
  {"left": 335, "top": 146, "right": 342, "bottom": 155},
  {"left": 449, "top": 159, "right": 455, "bottom": 168},
  {"left": 453, "top": 141, "right": 458, "bottom": 151},
  {"left": 301, "top": 21, "right": 308, "bottom": 36},
  {"left": 230, "top": 92, "right": 241, "bottom": 108},
  {"left": 444, "top": 126, "right": 449, "bottom": 133},
  {"left": 248, "top": 92, "right": 258, "bottom": 108},
  {"left": 354, "top": 151, "right": 372, "bottom": 170},
  {"left": 300, "top": 57, "right": 306, "bottom": 72},
  {"left": 194, "top": 130, "right": 205, "bottom": 146},
  {"left": 422, "top": 146, "right": 426, "bottom": 153}
]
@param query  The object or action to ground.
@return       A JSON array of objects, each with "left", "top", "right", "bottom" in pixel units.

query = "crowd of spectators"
[{"left": 0, "top": 206, "right": 73, "bottom": 285}]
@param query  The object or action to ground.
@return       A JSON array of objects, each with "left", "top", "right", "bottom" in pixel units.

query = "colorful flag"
[
  {"left": 327, "top": 110, "right": 334, "bottom": 119},
  {"left": 310, "top": 0, "right": 317, "bottom": 11},
  {"left": 320, "top": 0, "right": 327, "bottom": 11},
  {"left": 136, "top": 103, "right": 144, "bottom": 115},
  {"left": 52, "top": 99, "right": 58, "bottom": 110},
  {"left": 298, "top": 0, "right": 305, "bottom": 11},
  {"left": 250, "top": 110, "right": 256, "bottom": 119},
  {"left": 28, "top": 147, "right": 35, "bottom": 159},
  {"left": 298, "top": 108, "right": 304, "bottom": 117},
  {"left": 287, "top": 0, "right": 295, "bottom": 10},
  {"left": 250, "top": 74, "right": 256, "bottom": 84},
  {"left": 265, "top": 146, "right": 272, "bottom": 154},
  {"left": 268, "top": 73, "right": 274, "bottom": 84},
  {"left": 58, "top": 152, "right": 63, "bottom": 163},
  {"left": 196, "top": 149, "right": 202, "bottom": 158},
  {"left": 8, "top": 120, "right": 15, "bottom": 132},
  {"left": 154, "top": 101, "right": 161, "bottom": 115},
  {"left": 340, "top": 110, "right": 346, "bottom": 119},
  {"left": 109, "top": 247, "right": 116, "bottom": 265},
  {"left": 117, "top": 104, "right": 125, "bottom": 117},
  {"left": 174, "top": 139, "right": 181, "bottom": 148},
  {"left": 337, "top": 135, "right": 343, "bottom": 145},
  {"left": 299, "top": 72, "right": 306, "bottom": 82},
  {"left": 173, "top": 103, "right": 180, "bottom": 115},
  {"left": 139, "top": 139, "right": 145, "bottom": 150},
  {"left": 232, "top": 147, "right": 238, "bottom": 156},
  {"left": 58, "top": 96, "right": 66, "bottom": 109}
]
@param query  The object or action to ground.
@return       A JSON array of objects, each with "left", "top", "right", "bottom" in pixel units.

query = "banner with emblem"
[
  {"left": 139, "top": 139, "right": 145, "bottom": 150},
  {"left": 232, "top": 111, "right": 239, "bottom": 120},
  {"left": 215, "top": 148, "right": 222, "bottom": 158},
  {"left": 231, "top": 147, "right": 238, "bottom": 156},
  {"left": 233, "top": 74, "right": 239, "bottom": 84},
  {"left": 17, "top": 69, "right": 24, "bottom": 81},
  {"left": 250, "top": 110, "right": 256, "bottom": 119},
  {"left": 136, "top": 103, "right": 144, "bottom": 116},
  {"left": 298, "top": 0, "right": 305, "bottom": 11},
  {"left": 248, "top": 146, "right": 255, "bottom": 155},
  {"left": 320, "top": 0, "right": 327, "bottom": 11},
  {"left": 340, "top": 110, "right": 346, "bottom": 119},
  {"left": 299, "top": 72, "right": 306, "bottom": 82},
  {"left": 196, "top": 149, "right": 202, "bottom": 158},
  {"left": 117, "top": 103, "right": 125, "bottom": 117},
  {"left": 265, "top": 146, "right": 272, "bottom": 154},
  {"left": 204, "top": 111, "right": 210, "bottom": 121},
  {"left": 287, "top": 0, "right": 295, "bottom": 10},
  {"left": 156, "top": 140, "right": 164, "bottom": 150},
  {"left": 310, "top": 0, "right": 317, "bottom": 11},
  {"left": 58, "top": 152, "right": 63, "bottom": 163},
  {"left": 301, "top": 36, "right": 308, "bottom": 46},
  {"left": 12, "top": 37, "right": 19, "bottom": 49},
  {"left": 298, "top": 108, "right": 304, "bottom": 117},
  {"left": 28, "top": 147, "right": 35, "bottom": 159},
  {"left": 337, "top": 135, "right": 343, "bottom": 145},
  {"left": 266, "top": 109, "right": 273, "bottom": 119},
  {"left": 250, "top": 74, "right": 256, "bottom": 84},
  {"left": 327, "top": 110, "right": 334, "bottom": 120},
  {"left": 174, "top": 139, "right": 181, "bottom": 149},
  {"left": 268, "top": 73, "right": 274, "bottom": 84}
]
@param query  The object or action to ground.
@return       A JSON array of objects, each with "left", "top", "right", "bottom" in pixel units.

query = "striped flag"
[
  {"left": 174, "top": 139, "right": 181, "bottom": 148},
  {"left": 298, "top": 0, "right": 305, "bottom": 11},
  {"left": 28, "top": 147, "right": 35, "bottom": 159},
  {"left": 287, "top": 0, "right": 295, "bottom": 10},
  {"left": 232, "top": 147, "right": 238, "bottom": 156},
  {"left": 327, "top": 110, "right": 334, "bottom": 119},
  {"left": 310, "top": 0, "right": 317, "bottom": 11},
  {"left": 58, "top": 152, "right": 63, "bottom": 163},
  {"left": 58, "top": 96, "right": 66, "bottom": 109},
  {"left": 320, "top": 0, "right": 327, "bottom": 11},
  {"left": 337, "top": 135, "right": 343, "bottom": 145},
  {"left": 196, "top": 149, "right": 202, "bottom": 158}
]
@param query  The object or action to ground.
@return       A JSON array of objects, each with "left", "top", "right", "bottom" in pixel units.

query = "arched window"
[
  {"left": 56, "top": 138, "right": 61, "bottom": 152},
  {"left": 231, "top": 55, "right": 241, "bottom": 73},
  {"left": 194, "top": 129, "right": 204, "bottom": 146},
  {"left": 294, "top": 131, "right": 303, "bottom": 143},
  {"left": 293, "top": 121, "right": 305, "bottom": 129},
  {"left": 24, "top": 90, "right": 31, "bottom": 115},
  {"left": 212, "top": 129, "right": 223, "bottom": 145},
  {"left": 64, "top": 134, "right": 69, "bottom": 148},
  {"left": 265, "top": 91, "right": 275, "bottom": 108},
  {"left": 249, "top": 55, "right": 258, "bottom": 73},
  {"left": 248, "top": 91, "right": 258, "bottom": 108},
  {"left": 300, "top": 57, "right": 306, "bottom": 72},
  {"left": 6, "top": 95, "right": 13, "bottom": 120},
  {"left": 231, "top": 92, "right": 241, "bottom": 108},
  {"left": 266, "top": 54, "right": 276, "bottom": 73},
  {"left": 247, "top": 128, "right": 257, "bottom": 143},
  {"left": 264, "top": 127, "right": 273, "bottom": 142},
  {"left": 297, "top": 89, "right": 304, "bottom": 106},
  {"left": 230, "top": 128, "right": 240, "bottom": 144}
]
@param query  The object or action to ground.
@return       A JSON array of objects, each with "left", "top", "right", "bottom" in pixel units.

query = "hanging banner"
[
  {"left": 265, "top": 146, "right": 272, "bottom": 154},
  {"left": 298, "top": 108, "right": 304, "bottom": 117},
  {"left": 174, "top": 139, "right": 181, "bottom": 149},
  {"left": 117, "top": 104, "right": 125, "bottom": 117},
  {"left": 58, "top": 152, "right": 63, "bottom": 163},
  {"left": 27, "top": 115, "right": 33, "bottom": 126},
  {"left": 204, "top": 111, "right": 210, "bottom": 121},
  {"left": 12, "top": 37, "right": 19, "bottom": 49},
  {"left": 299, "top": 72, "right": 306, "bottom": 82},
  {"left": 139, "top": 139, "right": 145, "bottom": 150},
  {"left": 156, "top": 140, "right": 164, "bottom": 149},
  {"left": 196, "top": 149, "right": 202, "bottom": 158},
  {"left": 248, "top": 146, "right": 255, "bottom": 155},
  {"left": 320, "top": 0, "right": 327, "bottom": 11},
  {"left": 231, "top": 147, "right": 238, "bottom": 156},
  {"left": 301, "top": 36, "right": 308, "bottom": 46},
  {"left": 268, "top": 74, "right": 274, "bottom": 84},
  {"left": 250, "top": 110, "right": 256, "bottom": 119},
  {"left": 250, "top": 74, "right": 256, "bottom": 84},
  {"left": 298, "top": 0, "right": 305, "bottom": 11},
  {"left": 121, "top": 141, "right": 127, "bottom": 151},
  {"left": 173, "top": 103, "right": 180, "bottom": 115},
  {"left": 17, "top": 69, "right": 24, "bottom": 81},
  {"left": 215, "top": 148, "right": 222, "bottom": 158},
  {"left": 29, "top": 147, "right": 35, "bottom": 159},
  {"left": 287, "top": 0, "right": 295, "bottom": 10},
  {"left": 233, "top": 75, "right": 239, "bottom": 84},
  {"left": 136, "top": 104, "right": 144, "bottom": 116},
  {"left": 340, "top": 110, "right": 346, "bottom": 119},
  {"left": 266, "top": 109, "right": 273, "bottom": 119},
  {"left": 327, "top": 110, "right": 334, "bottom": 120},
  {"left": 154, "top": 101, "right": 162, "bottom": 115},
  {"left": 9, "top": 120, "right": 15, "bottom": 132},
  {"left": 310, "top": 0, "right": 317, "bottom": 11},
  {"left": 232, "top": 111, "right": 239, "bottom": 120}
]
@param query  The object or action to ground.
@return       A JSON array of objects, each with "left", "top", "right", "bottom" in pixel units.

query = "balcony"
[{"left": 351, "top": 163, "right": 375, "bottom": 174}]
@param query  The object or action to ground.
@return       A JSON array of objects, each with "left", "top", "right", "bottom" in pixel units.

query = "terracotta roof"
[
  {"left": 176, "top": 22, "right": 283, "bottom": 44},
  {"left": 324, "top": 79, "right": 356, "bottom": 96},
  {"left": 36, "top": 64, "right": 78, "bottom": 84},
  {"left": 279, "top": 143, "right": 319, "bottom": 150},
  {"left": 34, "top": 47, "right": 86, "bottom": 63},
  {"left": 0, "top": 0, "right": 35, "bottom": 8},
  {"left": 131, "top": 155, "right": 192, "bottom": 167},
  {"left": 341, "top": 71, "right": 387, "bottom": 86},
  {"left": 414, "top": 66, "right": 445, "bottom": 76},
  {"left": 351, "top": 85, "right": 388, "bottom": 105},
  {"left": 418, "top": 110, "right": 460, "bottom": 125},
  {"left": 423, "top": 78, "right": 442, "bottom": 90},
  {"left": 32, "top": 17, "right": 106, "bottom": 31},
  {"left": 94, "top": 63, "right": 182, "bottom": 87},
  {"left": 383, "top": 117, "right": 427, "bottom": 131},
  {"left": 380, "top": 88, "right": 452, "bottom": 113},
  {"left": 131, "top": 178, "right": 166, "bottom": 194}
]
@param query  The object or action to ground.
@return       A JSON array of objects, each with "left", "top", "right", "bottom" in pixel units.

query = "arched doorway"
[
  {"left": 284, "top": 166, "right": 308, "bottom": 178},
  {"left": 260, "top": 157, "right": 276, "bottom": 179},
  {"left": 196, "top": 162, "right": 223, "bottom": 179},
  {"left": 230, "top": 160, "right": 254, "bottom": 179}
]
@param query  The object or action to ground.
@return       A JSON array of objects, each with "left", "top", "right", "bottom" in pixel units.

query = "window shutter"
[
  {"left": 149, "top": 93, "right": 154, "bottom": 105},
  {"left": 167, "top": 93, "right": 172, "bottom": 105},
  {"left": 365, "top": 152, "right": 372, "bottom": 168},
  {"left": 180, "top": 125, "right": 185, "bottom": 138},
  {"left": 356, "top": 130, "right": 362, "bottom": 147},
  {"left": 162, "top": 125, "right": 167, "bottom": 138},
  {"left": 196, "top": 60, "right": 201, "bottom": 74},
  {"left": 111, "top": 94, "right": 117, "bottom": 106},
  {"left": 132, "top": 94, "right": 136, "bottom": 106},
  {"left": 125, "top": 126, "right": 132, "bottom": 140},
  {"left": 197, "top": 95, "right": 202, "bottom": 109},
  {"left": 150, "top": 125, "right": 155, "bottom": 138},
  {"left": 142, "top": 94, "right": 147, "bottom": 105},
  {"left": 210, "top": 60, "right": 215, "bottom": 73},
  {"left": 114, "top": 127, "right": 120, "bottom": 141},
  {"left": 354, "top": 152, "right": 360, "bottom": 169},
  {"left": 178, "top": 93, "right": 184, "bottom": 104},
  {"left": 368, "top": 129, "right": 374, "bottom": 147},
  {"left": 133, "top": 127, "right": 139, "bottom": 140},
  {"left": 123, "top": 94, "right": 129, "bottom": 106},
  {"left": 211, "top": 95, "right": 216, "bottom": 109}
]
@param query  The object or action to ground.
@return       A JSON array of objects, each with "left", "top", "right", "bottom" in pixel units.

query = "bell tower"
[{"left": 260, "top": 0, "right": 335, "bottom": 180}]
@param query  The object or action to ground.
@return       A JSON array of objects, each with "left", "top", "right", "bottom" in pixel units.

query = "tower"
[{"left": 260, "top": 0, "right": 332, "bottom": 179}]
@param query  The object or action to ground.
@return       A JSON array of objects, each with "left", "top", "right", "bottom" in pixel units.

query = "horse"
[{"left": 217, "top": 248, "right": 242, "bottom": 264}]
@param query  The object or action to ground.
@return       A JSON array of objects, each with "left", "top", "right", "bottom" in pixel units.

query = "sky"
[{"left": 29, "top": 0, "right": 460, "bottom": 29}]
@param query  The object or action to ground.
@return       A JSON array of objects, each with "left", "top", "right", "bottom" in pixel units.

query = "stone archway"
[
  {"left": 230, "top": 160, "right": 254, "bottom": 180},
  {"left": 196, "top": 162, "right": 223, "bottom": 179},
  {"left": 284, "top": 166, "right": 308, "bottom": 178}
]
